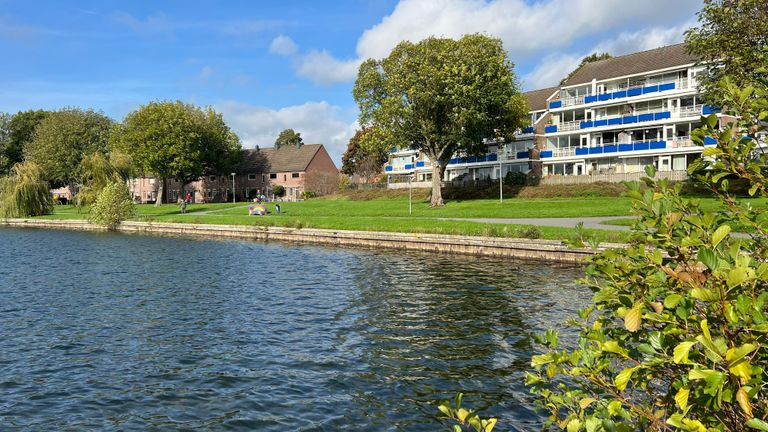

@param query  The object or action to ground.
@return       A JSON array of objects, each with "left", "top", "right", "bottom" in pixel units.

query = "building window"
[
  {"left": 262, "top": 175, "right": 266, "bottom": 182},
  {"left": 292, "top": 172, "right": 300, "bottom": 178},
  {"left": 210, "top": 176, "right": 217, "bottom": 181},
  {"left": 270, "top": 173, "right": 277, "bottom": 179},
  {"left": 248, "top": 174, "right": 256, "bottom": 181},
  {"left": 283, "top": 174, "right": 287, "bottom": 181}
]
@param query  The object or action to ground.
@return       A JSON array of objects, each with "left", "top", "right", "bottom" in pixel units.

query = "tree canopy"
[
  {"left": 353, "top": 34, "right": 528, "bottom": 206},
  {"left": 274, "top": 128, "right": 303, "bottom": 149},
  {"left": 23, "top": 108, "right": 112, "bottom": 187},
  {"left": 111, "top": 101, "right": 241, "bottom": 205},
  {"left": 560, "top": 52, "right": 613, "bottom": 85},
  {"left": 0, "top": 109, "right": 49, "bottom": 175},
  {"left": 340, "top": 128, "right": 387, "bottom": 181},
  {"left": 685, "top": 0, "right": 768, "bottom": 100}
]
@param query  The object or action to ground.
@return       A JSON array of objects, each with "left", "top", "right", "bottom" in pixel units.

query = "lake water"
[{"left": 0, "top": 227, "right": 588, "bottom": 431}]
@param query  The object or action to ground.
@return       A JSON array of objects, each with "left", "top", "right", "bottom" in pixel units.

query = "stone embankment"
[{"left": 1, "top": 219, "right": 623, "bottom": 263}]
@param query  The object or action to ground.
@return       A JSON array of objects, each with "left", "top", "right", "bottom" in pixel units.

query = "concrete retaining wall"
[{"left": 1, "top": 219, "right": 621, "bottom": 263}]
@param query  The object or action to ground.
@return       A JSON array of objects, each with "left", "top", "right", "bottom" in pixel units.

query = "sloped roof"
[
  {"left": 237, "top": 144, "right": 325, "bottom": 174},
  {"left": 524, "top": 86, "right": 559, "bottom": 111},
  {"left": 562, "top": 43, "right": 698, "bottom": 87}
]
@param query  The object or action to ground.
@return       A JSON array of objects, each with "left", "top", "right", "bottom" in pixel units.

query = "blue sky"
[{"left": 0, "top": 0, "right": 702, "bottom": 164}]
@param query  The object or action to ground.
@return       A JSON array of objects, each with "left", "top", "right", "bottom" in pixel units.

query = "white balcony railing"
[
  {"left": 558, "top": 78, "right": 693, "bottom": 108},
  {"left": 677, "top": 105, "right": 704, "bottom": 118}
]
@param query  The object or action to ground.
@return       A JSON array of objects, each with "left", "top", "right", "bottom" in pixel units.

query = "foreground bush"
[
  {"left": 89, "top": 181, "right": 135, "bottom": 230},
  {"left": 528, "top": 80, "right": 768, "bottom": 431},
  {"left": 0, "top": 161, "right": 53, "bottom": 218}
]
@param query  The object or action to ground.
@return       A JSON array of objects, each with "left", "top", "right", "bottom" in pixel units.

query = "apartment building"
[{"left": 383, "top": 43, "right": 725, "bottom": 185}]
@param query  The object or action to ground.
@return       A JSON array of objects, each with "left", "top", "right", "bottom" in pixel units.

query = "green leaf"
[
  {"left": 602, "top": 340, "right": 628, "bottom": 356},
  {"left": 747, "top": 418, "right": 768, "bottom": 431},
  {"left": 691, "top": 288, "right": 721, "bottom": 302},
  {"left": 615, "top": 367, "right": 635, "bottom": 391},
  {"left": 712, "top": 225, "right": 731, "bottom": 247},
  {"left": 673, "top": 341, "right": 696, "bottom": 364},
  {"left": 726, "top": 343, "right": 757, "bottom": 366},
  {"left": 644, "top": 164, "right": 657, "bottom": 178},
  {"left": 567, "top": 418, "right": 583, "bottom": 432},
  {"left": 531, "top": 354, "right": 553, "bottom": 367},
  {"left": 728, "top": 267, "right": 749, "bottom": 288},
  {"left": 698, "top": 248, "right": 719, "bottom": 271},
  {"left": 664, "top": 294, "right": 684, "bottom": 309}
]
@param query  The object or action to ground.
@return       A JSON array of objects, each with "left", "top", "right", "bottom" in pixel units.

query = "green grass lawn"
[{"left": 37, "top": 195, "right": 766, "bottom": 244}]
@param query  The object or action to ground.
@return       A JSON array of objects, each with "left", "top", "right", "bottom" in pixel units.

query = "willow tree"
[
  {"left": 0, "top": 161, "right": 53, "bottom": 217},
  {"left": 112, "top": 101, "right": 242, "bottom": 205},
  {"left": 353, "top": 34, "right": 528, "bottom": 207}
]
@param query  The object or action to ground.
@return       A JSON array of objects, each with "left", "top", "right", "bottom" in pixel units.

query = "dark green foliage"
[
  {"left": 0, "top": 161, "right": 53, "bottom": 217},
  {"left": 271, "top": 185, "right": 285, "bottom": 197},
  {"left": 528, "top": 80, "right": 768, "bottom": 431},
  {"left": 23, "top": 108, "right": 110, "bottom": 186},
  {"left": 504, "top": 171, "right": 527, "bottom": 186},
  {"left": 274, "top": 128, "right": 303, "bottom": 149},
  {"left": 0, "top": 109, "right": 49, "bottom": 175},
  {"left": 88, "top": 181, "right": 135, "bottom": 230},
  {"left": 340, "top": 128, "right": 387, "bottom": 180},
  {"left": 685, "top": 0, "right": 768, "bottom": 102}
]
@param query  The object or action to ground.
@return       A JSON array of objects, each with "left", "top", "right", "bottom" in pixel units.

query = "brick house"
[{"left": 127, "top": 144, "right": 338, "bottom": 203}]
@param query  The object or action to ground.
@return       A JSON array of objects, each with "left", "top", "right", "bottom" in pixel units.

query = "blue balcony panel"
[
  {"left": 618, "top": 144, "right": 634, "bottom": 152},
  {"left": 702, "top": 105, "right": 720, "bottom": 115},
  {"left": 598, "top": 93, "right": 611, "bottom": 101},
  {"left": 416, "top": 161, "right": 425, "bottom": 167},
  {"left": 389, "top": 147, "right": 398, "bottom": 153},
  {"left": 540, "top": 150, "right": 553, "bottom": 158},
  {"left": 580, "top": 120, "right": 593, "bottom": 129},
  {"left": 521, "top": 126, "right": 534, "bottom": 134},
  {"left": 622, "top": 115, "right": 638, "bottom": 124},
  {"left": 549, "top": 100, "right": 562, "bottom": 109},
  {"left": 627, "top": 88, "right": 642, "bottom": 97},
  {"left": 603, "top": 145, "right": 618, "bottom": 153},
  {"left": 575, "top": 147, "right": 589, "bottom": 156},
  {"left": 633, "top": 142, "right": 650, "bottom": 151},
  {"left": 654, "top": 111, "right": 671, "bottom": 121},
  {"left": 404, "top": 164, "right": 414, "bottom": 170},
  {"left": 594, "top": 119, "right": 608, "bottom": 127},
  {"left": 642, "top": 85, "right": 659, "bottom": 94},
  {"left": 612, "top": 90, "right": 627, "bottom": 99},
  {"left": 544, "top": 125, "right": 558, "bottom": 133},
  {"left": 704, "top": 136, "right": 717, "bottom": 145},
  {"left": 488, "top": 154, "right": 498, "bottom": 161},
  {"left": 608, "top": 118, "right": 622, "bottom": 126},
  {"left": 588, "top": 147, "right": 603, "bottom": 154},
  {"left": 467, "top": 156, "right": 477, "bottom": 163},
  {"left": 659, "top": 82, "right": 675, "bottom": 91},
  {"left": 385, "top": 166, "right": 393, "bottom": 171},
  {"left": 638, "top": 113, "right": 654, "bottom": 122},
  {"left": 516, "top": 151, "right": 530, "bottom": 159},
  {"left": 585, "top": 95, "right": 598, "bottom": 104},
  {"left": 650, "top": 141, "right": 667, "bottom": 150}
]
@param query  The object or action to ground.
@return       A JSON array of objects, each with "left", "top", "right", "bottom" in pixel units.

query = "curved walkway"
[{"left": 438, "top": 216, "right": 632, "bottom": 231}]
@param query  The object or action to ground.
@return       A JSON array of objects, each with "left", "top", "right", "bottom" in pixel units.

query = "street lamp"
[
  {"left": 231, "top": 173, "right": 236, "bottom": 203},
  {"left": 498, "top": 138, "right": 505, "bottom": 203}
]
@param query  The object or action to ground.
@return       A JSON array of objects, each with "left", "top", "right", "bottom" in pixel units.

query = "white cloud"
[
  {"left": 216, "top": 100, "right": 357, "bottom": 166},
  {"left": 289, "top": 0, "right": 700, "bottom": 85},
  {"left": 295, "top": 50, "right": 361, "bottom": 85},
  {"left": 197, "top": 65, "right": 214, "bottom": 80},
  {"left": 522, "top": 53, "right": 582, "bottom": 90},
  {"left": 269, "top": 34, "right": 299, "bottom": 56}
]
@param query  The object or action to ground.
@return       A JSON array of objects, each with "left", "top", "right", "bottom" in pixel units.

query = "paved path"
[{"left": 438, "top": 216, "right": 633, "bottom": 231}]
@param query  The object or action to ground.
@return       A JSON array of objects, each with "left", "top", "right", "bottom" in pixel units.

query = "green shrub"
[
  {"left": 528, "top": 81, "right": 768, "bottom": 431},
  {"left": 0, "top": 161, "right": 53, "bottom": 217},
  {"left": 88, "top": 181, "right": 135, "bottom": 230},
  {"left": 271, "top": 184, "right": 285, "bottom": 197},
  {"left": 504, "top": 171, "right": 527, "bottom": 186},
  {"left": 301, "top": 190, "right": 316, "bottom": 199}
]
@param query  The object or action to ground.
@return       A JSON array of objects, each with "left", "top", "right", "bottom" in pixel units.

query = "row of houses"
[
  {"left": 128, "top": 144, "right": 338, "bottom": 204},
  {"left": 384, "top": 43, "right": 748, "bottom": 187}
]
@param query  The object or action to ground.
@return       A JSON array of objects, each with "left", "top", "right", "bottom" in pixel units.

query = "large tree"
[
  {"left": 274, "top": 128, "right": 303, "bottom": 149},
  {"left": 685, "top": 0, "right": 768, "bottom": 100},
  {"left": 23, "top": 108, "right": 112, "bottom": 187},
  {"left": 0, "top": 109, "right": 49, "bottom": 175},
  {"left": 340, "top": 128, "right": 387, "bottom": 182},
  {"left": 353, "top": 34, "right": 528, "bottom": 207},
  {"left": 112, "top": 101, "right": 242, "bottom": 205}
]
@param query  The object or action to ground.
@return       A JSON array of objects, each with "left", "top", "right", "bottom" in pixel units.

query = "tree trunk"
[
  {"left": 155, "top": 180, "right": 164, "bottom": 206},
  {"left": 430, "top": 162, "right": 445, "bottom": 207}
]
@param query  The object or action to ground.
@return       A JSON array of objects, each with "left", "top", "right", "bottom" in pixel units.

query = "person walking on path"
[
  {"left": 275, "top": 204, "right": 281, "bottom": 214},
  {"left": 178, "top": 197, "right": 187, "bottom": 214},
  {"left": 185, "top": 192, "right": 192, "bottom": 204}
]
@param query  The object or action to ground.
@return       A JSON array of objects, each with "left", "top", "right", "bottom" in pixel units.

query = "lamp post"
[
  {"left": 408, "top": 175, "right": 413, "bottom": 215},
  {"left": 499, "top": 138, "right": 505, "bottom": 203},
  {"left": 231, "top": 173, "right": 236, "bottom": 203}
]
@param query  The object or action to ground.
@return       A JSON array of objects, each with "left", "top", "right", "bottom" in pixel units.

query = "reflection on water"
[{"left": 0, "top": 227, "right": 588, "bottom": 431}]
